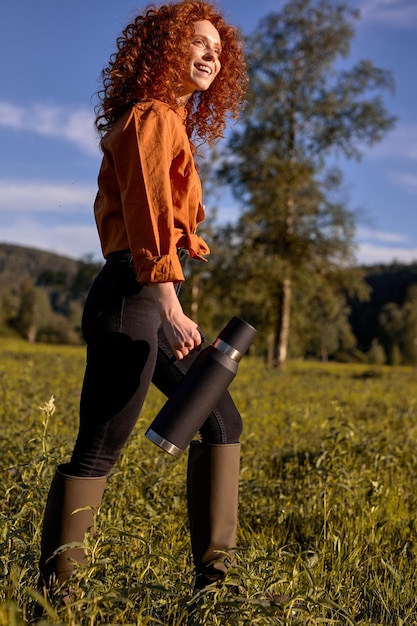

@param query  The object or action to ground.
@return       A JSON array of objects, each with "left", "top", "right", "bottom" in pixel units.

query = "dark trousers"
[{"left": 69, "top": 255, "right": 243, "bottom": 477}]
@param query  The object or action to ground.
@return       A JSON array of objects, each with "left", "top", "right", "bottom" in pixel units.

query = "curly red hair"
[{"left": 95, "top": 0, "right": 247, "bottom": 146}]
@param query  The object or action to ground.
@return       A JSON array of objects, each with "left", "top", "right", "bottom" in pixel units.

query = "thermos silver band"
[
  {"left": 213, "top": 338, "right": 243, "bottom": 362},
  {"left": 145, "top": 429, "right": 184, "bottom": 458}
]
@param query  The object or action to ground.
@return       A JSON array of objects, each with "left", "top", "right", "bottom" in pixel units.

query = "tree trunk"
[
  {"left": 273, "top": 183, "right": 295, "bottom": 368},
  {"left": 191, "top": 275, "right": 199, "bottom": 324},
  {"left": 27, "top": 324, "right": 37, "bottom": 343},
  {"left": 274, "top": 277, "right": 292, "bottom": 368}
]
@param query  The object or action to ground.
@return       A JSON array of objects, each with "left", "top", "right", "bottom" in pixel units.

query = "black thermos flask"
[{"left": 145, "top": 316, "right": 256, "bottom": 458}]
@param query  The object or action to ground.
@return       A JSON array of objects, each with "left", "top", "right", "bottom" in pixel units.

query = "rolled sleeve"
[{"left": 135, "top": 252, "right": 185, "bottom": 283}]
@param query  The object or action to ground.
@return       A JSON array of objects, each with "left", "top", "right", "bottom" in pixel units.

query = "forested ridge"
[
  {"left": 0, "top": 243, "right": 102, "bottom": 345},
  {"left": 348, "top": 261, "right": 417, "bottom": 365},
  {"left": 0, "top": 242, "right": 416, "bottom": 366},
  {"left": 0, "top": 243, "right": 81, "bottom": 288}
]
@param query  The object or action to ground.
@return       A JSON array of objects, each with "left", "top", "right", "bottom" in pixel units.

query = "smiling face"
[{"left": 179, "top": 20, "right": 222, "bottom": 102}]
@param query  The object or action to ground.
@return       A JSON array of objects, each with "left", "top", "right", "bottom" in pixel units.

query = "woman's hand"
[{"left": 147, "top": 282, "right": 202, "bottom": 360}]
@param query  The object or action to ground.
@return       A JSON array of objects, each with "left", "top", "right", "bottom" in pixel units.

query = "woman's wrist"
[{"left": 147, "top": 282, "right": 182, "bottom": 318}]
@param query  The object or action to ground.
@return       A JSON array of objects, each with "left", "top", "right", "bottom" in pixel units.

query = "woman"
[{"left": 39, "top": 0, "right": 247, "bottom": 599}]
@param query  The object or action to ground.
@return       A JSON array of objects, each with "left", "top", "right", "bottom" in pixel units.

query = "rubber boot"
[
  {"left": 186, "top": 442, "right": 240, "bottom": 590},
  {"left": 39, "top": 464, "right": 107, "bottom": 590}
]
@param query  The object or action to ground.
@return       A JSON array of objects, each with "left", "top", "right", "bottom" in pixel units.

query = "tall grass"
[{"left": 1, "top": 338, "right": 416, "bottom": 625}]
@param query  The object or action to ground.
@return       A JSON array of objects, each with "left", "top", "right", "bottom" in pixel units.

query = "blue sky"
[{"left": 1, "top": 0, "right": 416, "bottom": 265}]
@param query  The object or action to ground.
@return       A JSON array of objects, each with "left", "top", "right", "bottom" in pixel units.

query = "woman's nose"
[{"left": 203, "top": 48, "right": 216, "bottom": 60}]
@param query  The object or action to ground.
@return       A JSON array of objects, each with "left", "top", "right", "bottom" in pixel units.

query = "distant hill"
[
  {"left": 0, "top": 243, "right": 82, "bottom": 293},
  {"left": 0, "top": 240, "right": 103, "bottom": 302},
  {"left": 0, "top": 243, "right": 103, "bottom": 343}
]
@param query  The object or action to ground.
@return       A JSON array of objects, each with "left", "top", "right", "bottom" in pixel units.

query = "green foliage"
[
  {"left": 349, "top": 263, "right": 417, "bottom": 365},
  {"left": 1, "top": 339, "right": 417, "bottom": 624},
  {"left": 0, "top": 244, "right": 102, "bottom": 345},
  {"left": 400, "top": 286, "right": 417, "bottom": 367},
  {"left": 13, "top": 282, "right": 52, "bottom": 343}
]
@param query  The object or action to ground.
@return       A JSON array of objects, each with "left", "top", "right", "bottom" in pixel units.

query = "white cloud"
[
  {"left": 358, "top": 0, "right": 417, "bottom": 27},
  {"left": 0, "top": 220, "right": 101, "bottom": 261},
  {"left": 390, "top": 172, "right": 417, "bottom": 197},
  {"left": 0, "top": 179, "right": 96, "bottom": 212},
  {"left": 356, "top": 241, "right": 417, "bottom": 265},
  {"left": 356, "top": 228, "right": 409, "bottom": 244},
  {"left": 0, "top": 101, "right": 99, "bottom": 156},
  {"left": 355, "top": 227, "right": 417, "bottom": 264},
  {"left": 367, "top": 124, "right": 417, "bottom": 162},
  {"left": 0, "top": 178, "right": 100, "bottom": 259}
]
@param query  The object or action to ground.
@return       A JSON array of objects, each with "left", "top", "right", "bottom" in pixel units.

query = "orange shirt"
[{"left": 94, "top": 99, "right": 210, "bottom": 283}]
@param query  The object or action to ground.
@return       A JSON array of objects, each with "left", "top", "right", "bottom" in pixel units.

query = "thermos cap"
[{"left": 216, "top": 316, "right": 257, "bottom": 357}]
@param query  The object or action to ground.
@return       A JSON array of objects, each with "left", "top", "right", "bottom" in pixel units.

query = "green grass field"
[{"left": 1, "top": 338, "right": 417, "bottom": 625}]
